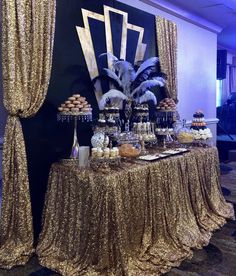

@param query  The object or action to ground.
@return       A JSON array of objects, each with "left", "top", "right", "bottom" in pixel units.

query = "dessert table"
[{"left": 36, "top": 147, "right": 234, "bottom": 276}]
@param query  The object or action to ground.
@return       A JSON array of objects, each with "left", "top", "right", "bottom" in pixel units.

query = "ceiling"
[{"left": 164, "top": 0, "right": 236, "bottom": 52}]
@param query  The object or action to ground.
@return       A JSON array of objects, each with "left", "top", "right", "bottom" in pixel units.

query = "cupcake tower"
[
  {"left": 58, "top": 94, "right": 92, "bottom": 115},
  {"left": 190, "top": 110, "right": 212, "bottom": 140},
  {"left": 190, "top": 110, "right": 206, "bottom": 129},
  {"left": 103, "top": 105, "right": 120, "bottom": 119},
  {"left": 133, "top": 104, "right": 149, "bottom": 118}
]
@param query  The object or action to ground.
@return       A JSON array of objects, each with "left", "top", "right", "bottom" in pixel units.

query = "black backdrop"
[{"left": 21, "top": 0, "right": 159, "bottom": 241}]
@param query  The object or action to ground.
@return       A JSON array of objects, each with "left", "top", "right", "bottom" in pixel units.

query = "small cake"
[
  {"left": 107, "top": 118, "right": 116, "bottom": 127},
  {"left": 133, "top": 105, "right": 149, "bottom": 121},
  {"left": 104, "top": 105, "right": 120, "bottom": 114},
  {"left": 98, "top": 118, "right": 106, "bottom": 128},
  {"left": 190, "top": 110, "right": 212, "bottom": 140},
  {"left": 103, "top": 148, "right": 110, "bottom": 158},
  {"left": 134, "top": 104, "right": 149, "bottom": 112},
  {"left": 91, "top": 147, "right": 98, "bottom": 157}
]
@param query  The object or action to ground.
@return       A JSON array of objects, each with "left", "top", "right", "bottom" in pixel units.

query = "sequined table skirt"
[{"left": 37, "top": 147, "right": 234, "bottom": 275}]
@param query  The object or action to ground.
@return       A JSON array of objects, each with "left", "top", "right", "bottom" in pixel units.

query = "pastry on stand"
[
  {"left": 156, "top": 97, "right": 177, "bottom": 111},
  {"left": 57, "top": 93, "right": 93, "bottom": 160},
  {"left": 155, "top": 98, "right": 177, "bottom": 147}
]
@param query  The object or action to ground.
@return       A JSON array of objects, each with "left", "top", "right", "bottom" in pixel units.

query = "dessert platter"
[
  {"left": 138, "top": 148, "right": 189, "bottom": 161},
  {"left": 155, "top": 98, "right": 178, "bottom": 147}
]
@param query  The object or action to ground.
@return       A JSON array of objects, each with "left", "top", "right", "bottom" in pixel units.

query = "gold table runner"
[{"left": 37, "top": 147, "right": 234, "bottom": 275}]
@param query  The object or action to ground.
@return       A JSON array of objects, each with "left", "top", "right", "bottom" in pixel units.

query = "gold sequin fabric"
[
  {"left": 37, "top": 147, "right": 234, "bottom": 275},
  {"left": 156, "top": 16, "right": 178, "bottom": 102},
  {"left": 1, "top": 0, "right": 56, "bottom": 268}
]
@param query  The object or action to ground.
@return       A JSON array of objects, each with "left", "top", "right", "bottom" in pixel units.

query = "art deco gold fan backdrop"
[{"left": 76, "top": 5, "right": 149, "bottom": 104}]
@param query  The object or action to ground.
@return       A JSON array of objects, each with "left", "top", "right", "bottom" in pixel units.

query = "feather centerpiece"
[
  {"left": 134, "top": 57, "right": 159, "bottom": 79},
  {"left": 103, "top": 68, "right": 123, "bottom": 88},
  {"left": 99, "top": 52, "right": 118, "bottom": 67},
  {"left": 99, "top": 89, "right": 128, "bottom": 110},
  {"left": 138, "top": 90, "right": 157, "bottom": 105},
  {"left": 95, "top": 53, "right": 166, "bottom": 110},
  {"left": 131, "top": 78, "right": 166, "bottom": 98}
]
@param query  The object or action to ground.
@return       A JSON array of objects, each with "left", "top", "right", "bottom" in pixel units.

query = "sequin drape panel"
[
  {"left": 1, "top": 0, "right": 56, "bottom": 268},
  {"left": 156, "top": 16, "right": 178, "bottom": 102},
  {"left": 37, "top": 148, "right": 234, "bottom": 276}
]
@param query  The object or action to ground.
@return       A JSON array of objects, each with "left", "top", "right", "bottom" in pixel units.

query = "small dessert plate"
[
  {"left": 138, "top": 154, "right": 168, "bottom": 161},
  {"left": 139, "top": 155, "right": 160, "bottom": 161},
  {"left": 175, "top": 148, "right": 188, "bottom": 152},
  {"left": 162, "top": 150, "right": 179, "bottom": 155}
]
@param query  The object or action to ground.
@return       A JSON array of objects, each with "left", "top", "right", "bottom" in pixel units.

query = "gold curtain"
[
  {"left": 156, "top": 16, "right": 178, "bottom": 102},
  {"left": 0, "top": 0, "right": 56, "bottom": 268}
]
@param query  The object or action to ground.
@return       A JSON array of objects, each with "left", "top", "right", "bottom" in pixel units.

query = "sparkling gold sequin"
[
  {"left": 156, "top": 17, "right": 178, "bottom": 102},
  {"left": 1, "top": 0, "right": 56, "bottom": 268},
  {"left": 37, "top": 148, "right": 234, "bottom": 275}
]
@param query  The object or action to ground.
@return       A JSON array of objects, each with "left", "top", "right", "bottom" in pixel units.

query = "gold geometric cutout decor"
[{"left": 76, "top": 5, "right": 147, "bottom": 104}]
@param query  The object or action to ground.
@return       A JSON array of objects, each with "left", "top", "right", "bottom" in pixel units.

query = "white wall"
[{"left": 118, "top": 0, "right": 218, "bottom": 142}]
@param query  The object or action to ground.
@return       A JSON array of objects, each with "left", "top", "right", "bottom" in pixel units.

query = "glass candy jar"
[
  {"left": 91, "top": 130, "right": 109, "bottom": 149},
  {"left": 176, "top": 119, "right": 194, "bottom": 145}
]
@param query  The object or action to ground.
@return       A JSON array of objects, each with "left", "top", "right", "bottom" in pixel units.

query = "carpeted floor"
[{"left": 0, "top": 163, "right": 235, "bottom": 276}]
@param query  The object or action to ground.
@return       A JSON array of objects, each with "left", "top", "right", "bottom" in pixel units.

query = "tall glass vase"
[{"left": 124, "top": 99, "right": 133, "bottom": 131}]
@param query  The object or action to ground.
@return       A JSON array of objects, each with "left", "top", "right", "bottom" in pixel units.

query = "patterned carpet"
[{"left": 0, "top": 163, "right": 235, "bottom": 276}]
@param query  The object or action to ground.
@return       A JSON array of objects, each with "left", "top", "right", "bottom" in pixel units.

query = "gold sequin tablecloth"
[{"left": 36, "top": 147, "right": 234, "bottom": 276}]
